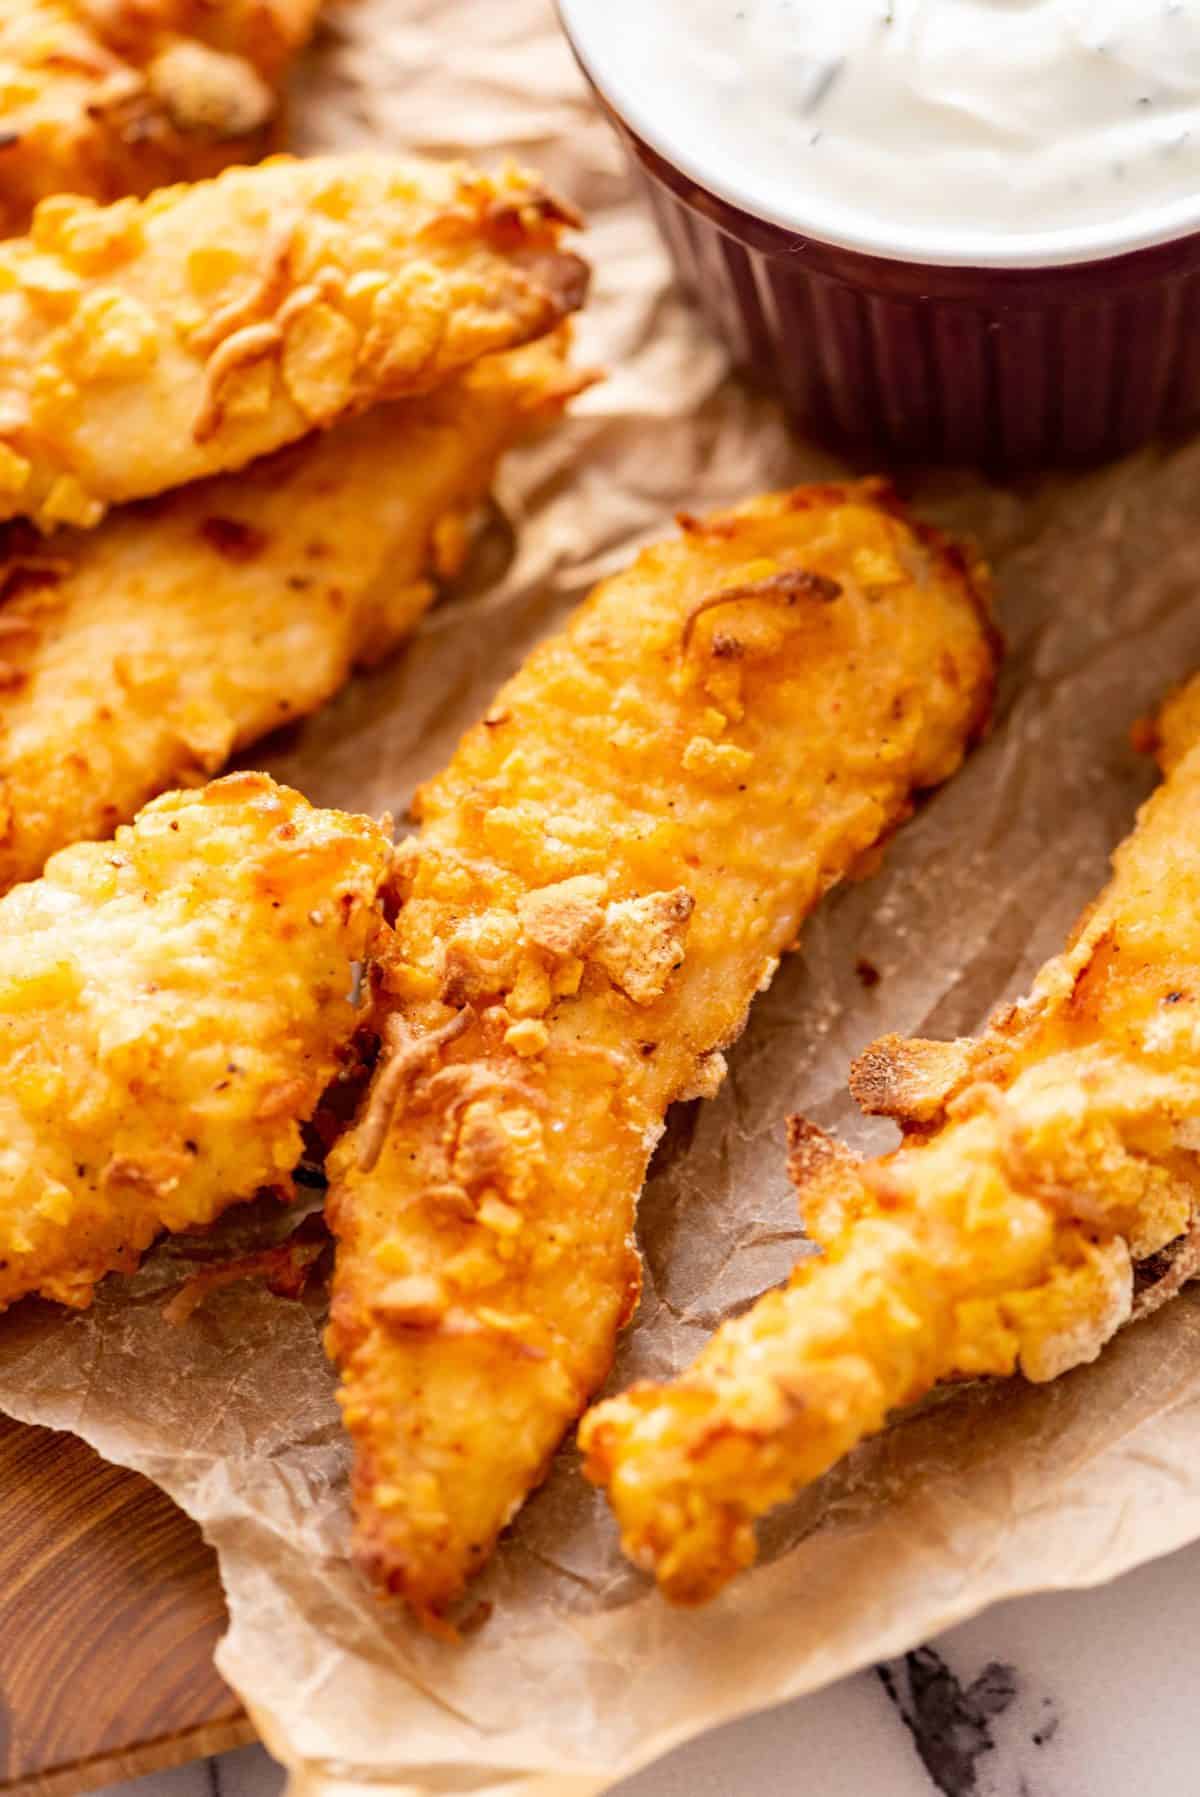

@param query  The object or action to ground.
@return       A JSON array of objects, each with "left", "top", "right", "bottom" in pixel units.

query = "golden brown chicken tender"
[
  {"left": 0, "top": 151, "right": 586, "bottom": 531},
  {"left": 324, "top": 482, "right": 997, "bottom": 1625},
  {"left": 0, "top": 331, "right": 582, "bottom": 892},
  {"left": 0, "top": 0, "right": 322, "bottom": 237},
  {"left": 87, "top": 0, "right": 319, "bottom": 77},
  {"left": 581, "top": 674, "right": 1200, "bottom": 1605},
  {"left": 0, "top": 770, "right": 389, "bottom": 1312}
]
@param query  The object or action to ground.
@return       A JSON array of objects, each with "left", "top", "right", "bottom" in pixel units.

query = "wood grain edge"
[
  {"left": 0, "top": 1714, "right": 258, "bottom": 1797},
  {"left": 0, "top": 1411, "right": 251, "bottom": 1795}
]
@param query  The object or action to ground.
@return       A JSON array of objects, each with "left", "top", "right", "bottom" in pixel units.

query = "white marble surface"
[{"left": 105, "top": 1532, "right": 1200, "bottom": 1797}]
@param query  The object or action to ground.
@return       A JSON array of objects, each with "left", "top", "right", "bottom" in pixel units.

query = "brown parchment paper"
[{"left": 6, "top": 3, "right": 1200, "bottom": 1793}]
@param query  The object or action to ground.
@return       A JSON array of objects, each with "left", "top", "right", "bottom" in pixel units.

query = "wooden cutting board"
[{"left": 0, "top": 1412, "right": 254, "bottom": 1797}]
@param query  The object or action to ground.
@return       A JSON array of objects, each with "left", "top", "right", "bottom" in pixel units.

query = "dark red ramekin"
[{"left": 559, "top": 16, "right": 1200, "bottom": 473}]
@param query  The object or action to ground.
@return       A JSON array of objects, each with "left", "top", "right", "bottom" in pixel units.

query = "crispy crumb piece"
[
  {"left": 850, "top": 1033, "right": 976, "bottom": 1122},
  {"left": 518, "top": 874, "right": 607, "bottom": 956},
  {"left": 373, "top": 1276, "right": 447, "bottom": 1329},
  {"left": 504, "top": 1018, "right": 550, "bottom": 1057},
  {"left": 681, "top": 734, "right": 755, "bottom": 786},
  {"left": 590, "top": 889, "right": 695, "bottom": 1005},
  {"left": 677, "top": 1049, "right": 727, "bottom": 1102},
  {"left": 40, "top": 475, "right": 103, "bottom": 529}
]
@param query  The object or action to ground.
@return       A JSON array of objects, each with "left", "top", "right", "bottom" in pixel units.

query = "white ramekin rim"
[{"left": 558, "top": 0, "right": 1200, "bottom": 272}]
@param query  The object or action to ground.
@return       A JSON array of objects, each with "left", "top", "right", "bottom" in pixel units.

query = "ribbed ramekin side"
[{"left": 624, "top": 141, "right": 1200, "bottom": 469}]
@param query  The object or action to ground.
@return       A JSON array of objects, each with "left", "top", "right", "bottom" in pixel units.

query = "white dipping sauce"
[{"left": 562, "top": 0, "right": 1200, "bottom": 262}]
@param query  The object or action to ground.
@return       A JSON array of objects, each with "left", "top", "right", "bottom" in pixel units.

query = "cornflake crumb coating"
[
  {"left": 0, "top": 770, "right": 389, "bottom": 1311},
  {"left": 325, "top": 480, "right": 997, "bottom": 1625},
  {"left": 582, "top": 671, "right": 1200, "bottom": 1605},
  {"left": 0, "top": 151, "right": 586, "bottom": 529},
  {"left": 0, "top": 330, "right": 583, "bottom": 890},
  {"left": 0, "top": 0, "right": 322, "bottom": 236}
]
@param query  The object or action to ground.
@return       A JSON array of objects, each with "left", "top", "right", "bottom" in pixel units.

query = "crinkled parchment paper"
[{"left": 5, "top": 3, "right": 1200, "bottom": 1793}]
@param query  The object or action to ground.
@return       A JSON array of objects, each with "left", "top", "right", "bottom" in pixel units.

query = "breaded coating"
[
  {"left": 0, "top": 331, "right": 582, "bottom": 892},
  {"left": 581, "top": 674, "right": 1200, "bottom": 1604},
  {"left": 87, "top": 0, "right": 319, "bottom": 75},
  {"left": 0, "top": 0, "right": 322, "bottom": 237},
  {"left": 0, "top": 151, "right": 586, "bottom": 530},
  {"left": 0, "top": 770, "right": 389, "bottom": 1312},
  {"left": 324, "top": 482, "right": 997, "bottom": 1623}
]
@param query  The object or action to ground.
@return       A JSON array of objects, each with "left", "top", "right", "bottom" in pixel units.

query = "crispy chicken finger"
[
  {"left": 0, "top": 331, "right": 582, "bottom": 892},
  {"left": 0, "top": 770, "right": 389, "bottom": 1312},
  {"left": 87, "top": 0, "right": 320, "bottom": 77},
  {"left": 324, "top": 482, "right": 997, "bottom": 1623},
  {"left": 581, "top": 674, "right": 1200, "bottom": 1604},
  {"left": 0, "top": 0, "right": 322, "bottom": 236},
  {"left": 0, "top": 151, "right": 586, "bottom": 530}
]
